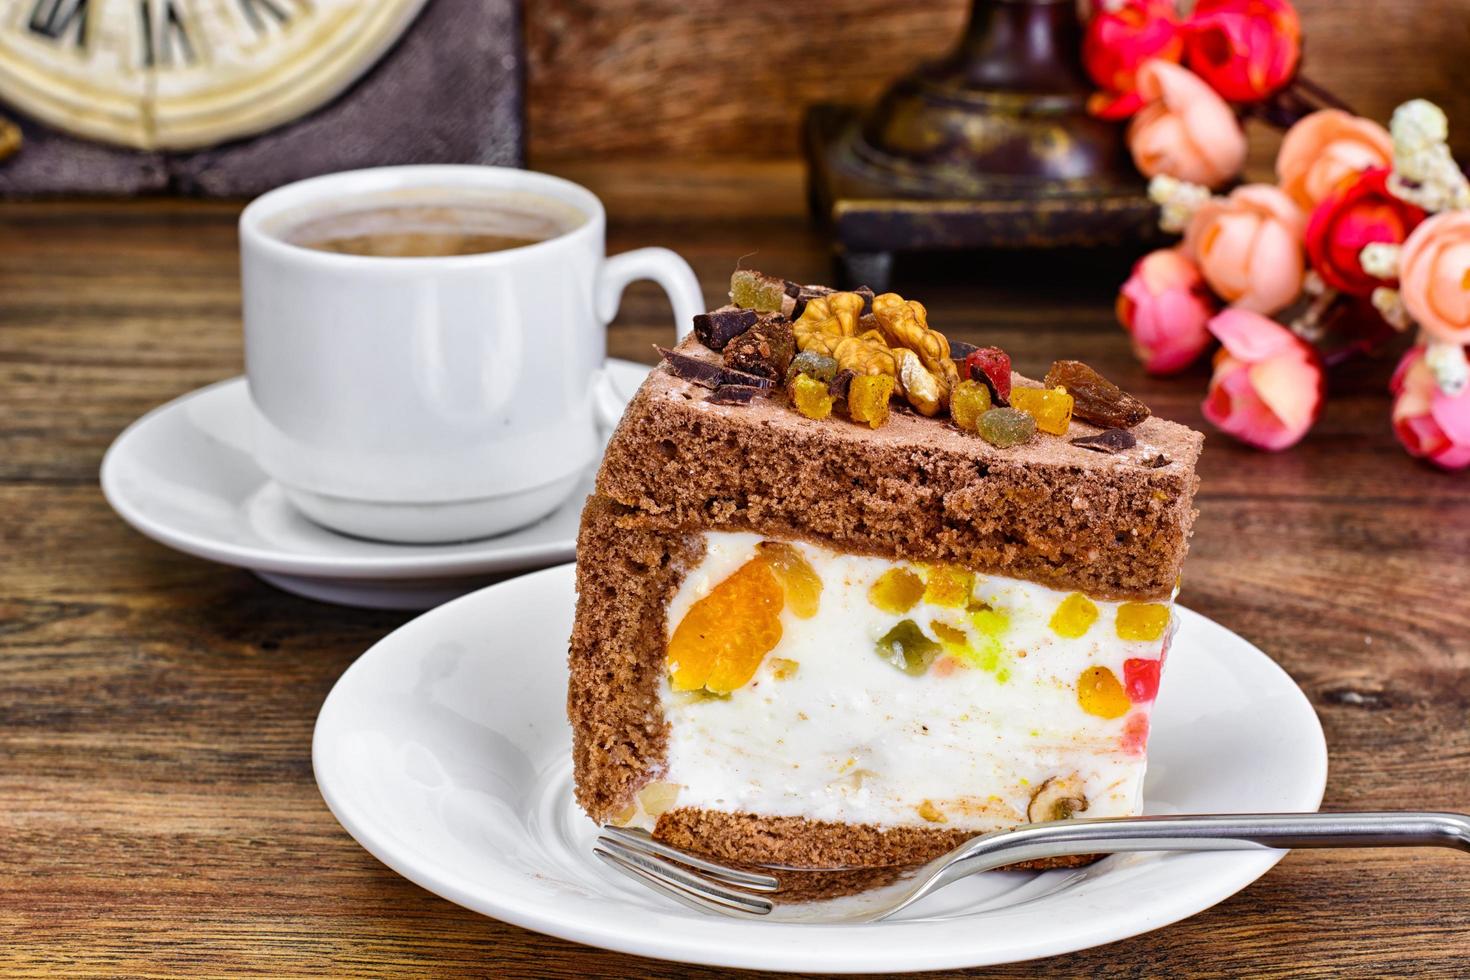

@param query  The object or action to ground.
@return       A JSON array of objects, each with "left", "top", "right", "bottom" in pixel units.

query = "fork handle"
[{"left": 943, "top": 811, "right": 1470, "bottom": 883}]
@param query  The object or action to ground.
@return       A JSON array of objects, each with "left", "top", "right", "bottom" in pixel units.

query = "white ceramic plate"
[
  {"left": 99, "top": 362, "right": 649, "bottom": 609},
  {"left": 313, "top": 564, "right": 1328, "bottom": 972}
]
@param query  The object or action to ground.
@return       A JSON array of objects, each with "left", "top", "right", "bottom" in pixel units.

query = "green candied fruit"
[
  {"left": 731, "top": 270, "right": 787, "bottom": 313},
  {"left": 977, "top": 407, "right": 1037, "bottom": 448},
  {"left": 785, "top": 350, "right": 839, "bottom": 386},
  {"left": 875, "top": 619, "right": 942, "bottom": 676}
]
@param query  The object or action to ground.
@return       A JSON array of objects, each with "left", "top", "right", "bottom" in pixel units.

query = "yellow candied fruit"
[
  {"left": 917, "top": 800, "right": 948, "bottom": 823},
  {"left": 1077, "top": 666, "right": 1131, "bottom": 719},
  {"left": 768, "top": 657, "right": 800, "bottom": 680},
  {"left": 1117, "top": 602, "right": 1170, "bottom": 641},
  {"left": 923, "top": 564, "right": 975, "bottom": 608},
  {"left": 637, "top": 781, "right": 681, "bottom": 818},
  {"left": 1010, "top": 385, "right": 1074, "bottom": 436},
  {"left": 931, "top": 621, "right": 968, "bottom": 646},
  {"left": 1049, "top": 592, "right": 1099, "bottom": 639},
  {"left": 608, "top": 803, "right": 637, "bottom": 827},
  {"left": 950, "top": 379, "right": 992, "bottom": 432},
  {"left": 667, "top": 557, "right": 784, "bottom": 694},
  {"left": 790, "top": 373, "right": 835, "bottom": 420},
  {"left": 756, "top": 541, "right": 822, "bottom": 618},
  {"left": 868, "top": 567, "right": 925, "bottom": 614},
  {"left": 848, "top": 373, "right": 896, "bottom": 429}
]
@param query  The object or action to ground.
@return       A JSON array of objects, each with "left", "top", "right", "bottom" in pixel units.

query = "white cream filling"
[{"left": 652, "top": 532, "right": 1173, "bottom": 833}]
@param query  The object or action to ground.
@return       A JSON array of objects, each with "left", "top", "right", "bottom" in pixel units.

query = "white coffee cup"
[{"left": 238, "top": 165, "right": 700, "bottom": 543}]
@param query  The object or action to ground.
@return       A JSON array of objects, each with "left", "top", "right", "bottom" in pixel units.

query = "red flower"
[
  {"left": 1084, "top": 0, "right": 1185, "bottom": 119},
  {"left": 1305, "top": 168, "right": 1426, "bottom": 297},
  {"left": 1184, "top": 0, "right": 1301, "bottom": 103}
]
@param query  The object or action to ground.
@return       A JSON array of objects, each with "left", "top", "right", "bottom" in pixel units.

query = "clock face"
[{"left": 0, "top": 0, "right": 428, "bottom": 150}]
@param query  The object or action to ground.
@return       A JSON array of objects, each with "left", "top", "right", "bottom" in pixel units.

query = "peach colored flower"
[
  {"left": 1398, "top": 211, "right": 1470, "bottom": 345},
  {"left": 1116, "top": 249, "right": 1217, "bottom": 374},
  {"left": 1127, "top": 60, "right": 1247, "bottom": 188},
  {"left": 1275, "top": 109, "right": 1393, "bottom": 211},
  {"left": 1202, "top": 309, "right": 1323, "bottom": 450},
  {"left": 1183, "top": 184, "right": 1306, "bottom": 315},
  {"left": 1391, "top": 345, "right": 1470, "bottom": 469}
]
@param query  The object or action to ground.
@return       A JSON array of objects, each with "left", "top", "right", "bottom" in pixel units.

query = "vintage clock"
[{"left": 0, "top": 0, "right": 524, "bottom": 195}]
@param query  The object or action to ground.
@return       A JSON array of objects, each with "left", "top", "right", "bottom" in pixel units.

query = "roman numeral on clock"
[
  {"left": 138, "top": 0, "right": 195, "bottom": 67},
  {"left": 27, "top": 0, "right": 89, "bottom": 47}
]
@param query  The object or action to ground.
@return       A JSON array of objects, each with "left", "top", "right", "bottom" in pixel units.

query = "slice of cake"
[{"left": 569, "top": 273, "right": 1203, "bottom": 871}]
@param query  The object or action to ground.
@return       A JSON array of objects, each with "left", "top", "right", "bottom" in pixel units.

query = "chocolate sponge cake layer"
[{"left": 595, "top": 340, "right": 1203, "bottom": 601}]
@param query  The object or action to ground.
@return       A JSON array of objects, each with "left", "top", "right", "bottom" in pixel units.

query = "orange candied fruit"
[
  {"left": 931, "top": 621, "right": 968, "bottom": 647},
  {"left": 790, "top": 373, "right": 835, "bottom": 420},
  {"left": 923, "top": 564, "right": 975, "bottom": 608},
  {"left": 868, "top": 567, "right": 925, "bottom": 614},
  {"left": 1077, "top": 666, "right": 1131, "bottom": 719},
  {"left": 667, "top": 557, "right": 784, "bottom": 694},
  {"left": 1116, "top": 602, "right": 1170, "bottom": 641},
  {"left": 848, "top": 373, "right": 895, "bottom": 428},
  {"left": 1010, "top": 385, "right": 1074, "bottom": 436},
  {"left": 756, "top": 541, "right": 822, "bottom": 618},
  {"left": 1049, "top": 592, "right": 1099, "bottom": 639}
]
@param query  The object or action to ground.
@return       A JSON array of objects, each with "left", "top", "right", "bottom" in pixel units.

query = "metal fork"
[{"left": 594, "top": 812, "right": 1470, "bottom": 923}]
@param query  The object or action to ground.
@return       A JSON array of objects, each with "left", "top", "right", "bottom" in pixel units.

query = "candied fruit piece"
[
  {"left": 977, "top": 407, "right": 1036, "bottom": 448},
  {"left": 786, "top": 350, "right": 839, "bottom": 386},
  {"left": 923, "top": 564, "right": 974, "bottom": 608},
  {"left": 768, "top": 657, "right": 800, "bottom": 680},
  {"left": 917, "top": 800, "right": 948, "bottom": 823},
  {"left": 848, "top": 373, "right": 895, "bottom": 428},
  {"left": 1116, "top": 602, "right": 1170, "bottom": 641},
  {"left": 964, "top": 347, "right": 1012, "bottom": 402},
  {"left": 1120, "top": 712, "right": 1150, "bottom": 755},
  {"left": 789, "top": 373, "right": 835, "bottom": 420},
  {"left": 1049, "top": 592, "right": 1099, "bottom": 639},
  {"left": 1045, "top": 359, "right": 1150, "bottom": 428},
  {"left": 730, "top": 269, "right": 786, "bottom": 312},
  {"left": 1009, "top": 386, "right": 1074, "bottom": 436},
  {"left": 950, "top": 379, "right": 992, "bottom": 432},
  {"left": 875, "top": 619, "right": 942, "bottom": 676},
  {"left": 1077, "top": 666, "right": 1130, "bottom": 719},
  {"left": 667, "top": 557, "right": 784, "bottom": 694},
  {"left": 757, "top": 540, "right": 822, "bottom": 618},
  {"left": 868, "top": 567, "right": 925, "bottom": 614},
  {"left": 608, "top": 803, "right": 637, "bottom": 827},
  {"left": 1123, "top": 657, "right": 1161, "bottom": 703},
  {"left": 931, "top": 621, "right": 968, "bottom": 647},
  {"left": 637, "top": 781, "right": 681, "bottom": 817}
]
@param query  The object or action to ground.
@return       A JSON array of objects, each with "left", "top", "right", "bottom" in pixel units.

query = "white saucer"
[
  {"left": 100, "top": 361, "right": 650, "bottom": 609},
  {"left": 313, "top": 564, "right": 1328, "bottom": 972}
]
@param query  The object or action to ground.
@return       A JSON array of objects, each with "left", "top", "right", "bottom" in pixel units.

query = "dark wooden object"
[{"left": 3, "top": 183, "right": 1469, "bottom": 976}]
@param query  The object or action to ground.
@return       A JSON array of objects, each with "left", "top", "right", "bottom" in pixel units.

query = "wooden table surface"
[{"left": 3, "top": 188, "right": 1468, "bottom": 979}]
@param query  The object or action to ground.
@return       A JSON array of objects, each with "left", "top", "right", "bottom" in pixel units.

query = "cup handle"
[{"left": 593, "top": 247, "right": 703, "bottom": 430}]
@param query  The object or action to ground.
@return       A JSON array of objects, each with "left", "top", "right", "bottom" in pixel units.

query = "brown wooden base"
[{"left": 803, "top": 104, "right": 1162, "bottom": 289}]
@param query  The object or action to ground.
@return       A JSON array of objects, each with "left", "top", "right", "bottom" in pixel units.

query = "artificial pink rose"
[
  {"left": 1084, "top": 0, "right": 1185, "bottom": 120},
  {"left": 1184, "top": 0, "right": 1301, "bottom": 104},
  {"left": 1390, "top": 345, "right": 1470, "bottom": 469},
  {"left": 1127, "top": 60, "right": 1247, "bottom": 188},
  {"left": 1275, "top": 109, "right": 1393, "bottom": 211},
  {"left": 1116, "top": 249, "right": 1217, "bottom": 374},
  {"left": 1398, "top": 211, "right": 1470, "bottom": 345},
  {"left": 1183, "top": 184, "right": 1306, "bottom": 315},
  {"left": 1202, "top": 309, "right": 1324, "bottom": 450}
]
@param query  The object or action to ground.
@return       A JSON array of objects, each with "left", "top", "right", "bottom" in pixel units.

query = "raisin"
[
  {"left": 1044, "top": 360, "right": 1151, "bottom": 428},
  {"left": 666, "top": 557, "right": 784, "bottom": 694},
  {"left": 977, "top": 407, "right": 1036, "bottom": 448}
]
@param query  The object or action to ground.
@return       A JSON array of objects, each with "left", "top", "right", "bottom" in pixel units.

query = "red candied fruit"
[
  {"left": 1120, "top": 712, "right": 1150, "bottom": 756},
  {"left": 964, "top": 347, "right": 1012, "bottom": 402},
  {"left": 1123, "top": 657, "right": 1161, "bottom": 703}
]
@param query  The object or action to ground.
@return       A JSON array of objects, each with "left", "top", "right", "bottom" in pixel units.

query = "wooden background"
[{"left": 524, "top": 0, "right": 1470, "bottom": 165}]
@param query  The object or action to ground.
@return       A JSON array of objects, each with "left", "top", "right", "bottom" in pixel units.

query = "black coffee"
[{"left": 283, "top": 201, "right": 571, "bottom": 257}]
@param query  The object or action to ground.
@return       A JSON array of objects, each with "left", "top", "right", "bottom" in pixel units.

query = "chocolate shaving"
[
  {"left": 828, "top": 368, "right": 855, "bottom": 401},
  {"left": 723, "top": 314, "right": 795, "bottom": 382},
  {"left": 968, "top": 363, "right": 1009, "bottom": 407},
  {"left": 693, "top": 307, "right": 757, "bottom": 351},
  {"left": 790, "top": 283, "right": 876, "bottom": 319},
  {"left": 1070, "top": 429, "right": 1137, "bottom": 454},
  {"left": 705, "top": 385, "right": 773, "bottom": 405},
  {"left": 948, "top": 338, "right": 978, "bottom": 360},
  {"left": 656, "top": 346, "right": 772, "bottom": 389}
]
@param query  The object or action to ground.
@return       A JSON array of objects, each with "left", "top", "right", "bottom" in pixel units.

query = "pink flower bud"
[
  {"left": 1276, "top": 109, "right": 1393, "bottom": 212},
  {"left": 1117, "top": 249, "right": 1217, "bottom": 374},
  {"left": 1202, "top": 309, "right": 1324, "bottom": 450},
  {"left": 1084, "top": 0, "right": 1185, "bottom": 119},
  {"left": 1183, "top": 0, "right": 1301, "bottom": 104},
  {"left": 1184, "top": 184, "right": 1306, "bottom": 315},
  {"left": 1127, "top": 60, "right": 1247, "bottom": 188},
  {"left": 1391, "top": 345, "right": 1470, "bottom": 469},
  {"left": 1397, "top": 211, "right": 1470, "bottom": 345}
]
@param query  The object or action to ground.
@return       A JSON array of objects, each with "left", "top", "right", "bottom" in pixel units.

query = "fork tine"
[
  {"left": 598, "top": 826, "right": 780, "bottom": 892},
  {"left": 593, "top": 848, "right": 766, "bottom": 918},
  {"left": 594, "top": 838, "right": 774, "bottom": 916}
]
